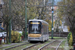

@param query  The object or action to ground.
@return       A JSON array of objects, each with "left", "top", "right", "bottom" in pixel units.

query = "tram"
[{"left": 28, "top": 19, "right": 49, "bottom": 42}]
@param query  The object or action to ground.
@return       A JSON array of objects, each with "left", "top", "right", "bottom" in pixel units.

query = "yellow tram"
[{"left": 28, "top": 19, "right": 49, "bottom": 42}]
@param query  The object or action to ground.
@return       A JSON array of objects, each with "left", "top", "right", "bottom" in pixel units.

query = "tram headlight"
[
  {"left": 28, "top": 35, "right": 30, "bottom": 37},
  {"left": 39, "top": 35, "right": 41, "bottom": 37}
]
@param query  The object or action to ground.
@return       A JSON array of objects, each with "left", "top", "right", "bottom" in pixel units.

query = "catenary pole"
[
  {"left": 51, "top": 0, "right": 54, "bottom": 39},
  {"left": 25, "top": 0, "right": 27, "bottom": 40},
  {"left": 9, "top": 0, "right": 11, "bottom": 43}
]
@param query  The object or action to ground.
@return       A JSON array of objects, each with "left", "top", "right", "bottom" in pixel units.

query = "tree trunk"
[
  {"left": 23, "top": 28, "right": 25, "bottom": 40},
  {"left": 6, "top": 24, "right": 9, "bottom": 44},
  {"left": 70, "top": 27, "right": 75, "bottom": 44}
]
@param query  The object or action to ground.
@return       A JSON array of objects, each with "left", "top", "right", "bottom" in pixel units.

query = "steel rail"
[
  {"left": 22, "top": 43, "right": 40, "bottom": 50},
  {"left": 0, "top": 41, "right": 28, "bottom": 49},
  {"left": 4, "top": 43, "right": 30, "bottom": 50},
  {"left": 38, "top": 40, "right": 56, "bottom": 50},
  {"left": 56, "top": 40, "right": 63, "bottom": 50}
]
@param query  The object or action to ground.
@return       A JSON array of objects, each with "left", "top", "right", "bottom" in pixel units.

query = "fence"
[{"left": 49, "top": 32, "right": 69, "bottom": 37}]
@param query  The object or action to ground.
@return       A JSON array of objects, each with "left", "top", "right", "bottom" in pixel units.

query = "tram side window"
[
  {"left": 47, "top": 26, "right": 48, "bottom": 34},
  {"left": 43, "top": 25, "right": 45, "bottom": 34},
  {"left": 45, "top": 26, "right": 47, "bottom": 34},
  {"left": 43, "top": 25, "right": 47, "bottom": 34}
]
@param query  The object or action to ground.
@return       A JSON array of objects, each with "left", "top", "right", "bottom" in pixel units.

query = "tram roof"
[{"left": 29, "top": 19, "right": 49, "bottom": 25}]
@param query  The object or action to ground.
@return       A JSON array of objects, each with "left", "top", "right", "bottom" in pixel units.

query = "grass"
[
  {"left": 61, "top": 41, "right": 66, "bottom": 46},
  {"left": 69, "top": 46, "right": 73, "bottom": 50},
  {"left": 49, "top": 37, "right": 69, "bottom": 50},
  {"left": 0, "top": 45, "right": 2, "bottom": 47},
  {"left": 59, "top": 40, "right": 66, "bottom": 48}
]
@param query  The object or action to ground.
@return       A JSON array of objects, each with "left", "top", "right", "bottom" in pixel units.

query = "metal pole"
[
  {"left": 74, "top": 43, "right": 75, "bottom": 50},
  {"left": 25, "top": 0, "right": 27, "bottom": 40},
  {"left": 44, "top": 0, "right": 45, "bottom": 6},
  {"left": 51, "top": 0, "right": 54, "bottom": 39},
  {"left": 9, "top": 0, "right": 11, "bottom": 43}
]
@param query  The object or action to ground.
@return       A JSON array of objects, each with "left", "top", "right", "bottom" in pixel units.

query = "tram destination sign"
[{"left": 30, "top": 22, "right": 40, "bottom": 24}]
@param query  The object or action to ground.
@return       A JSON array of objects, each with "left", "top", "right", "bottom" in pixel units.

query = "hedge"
[{"left": 67, "top": 32, "right": 73, "bottom": 46}]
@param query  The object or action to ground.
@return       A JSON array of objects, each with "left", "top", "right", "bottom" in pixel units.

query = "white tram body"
[{"left": 28, "top": 19, "right": 49, "bottom": 42}]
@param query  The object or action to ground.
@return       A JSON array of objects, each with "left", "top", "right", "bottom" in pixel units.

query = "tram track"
[
  {"left": 56, "top": 41, "right": 63, "bottom": 50},
  {"left": 22, "top": 43, "right": 40, "bottom": 50},
  {"left": 2, "top": 39, "right": 65, "bottom": 50},
  {"left": 0, "top": 41, "right": 28, "bottom": 50},
  {"left": 2, "top": 39, "right": 51, "bottom": 50},
  {"left": 22, "top": 40, "right": 53, "bottom": 50},
  {"left": 4, "top": 42, "right": 33, "bottom": 50},
  {"left": 38, "top": 40, "right": 63, "bottom": 50},
  {"left": 4, "top": 41, "right": 50, "bottom": 50}
]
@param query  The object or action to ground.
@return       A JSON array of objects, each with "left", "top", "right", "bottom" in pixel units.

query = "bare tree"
[{"left": 58, "top": 0, "right": 75, "bottom": 43}]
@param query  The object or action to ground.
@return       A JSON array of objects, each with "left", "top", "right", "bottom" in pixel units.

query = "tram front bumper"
[{"left": 28, "top": 37, "right": 42, "bottom": 41}]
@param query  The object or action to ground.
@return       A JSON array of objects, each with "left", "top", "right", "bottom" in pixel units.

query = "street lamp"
[{"left": 51, "top": 0, "right": 54, "bottom": 39}]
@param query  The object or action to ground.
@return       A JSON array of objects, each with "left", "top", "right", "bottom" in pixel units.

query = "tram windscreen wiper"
[{"left": 29, "top": 24, "right": 41, "bottom": 33}]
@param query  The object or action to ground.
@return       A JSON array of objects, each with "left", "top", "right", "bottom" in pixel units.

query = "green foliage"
[
  {"left": 58, "top": 0, "right": 75, "bottom": 33},
  {"left": 67, "top": 32, "right": 73, "bottom": 46},
  {"left": 27, "top": 7, "right": 37, "bottom": 20},
  {"left": 67, "top": 26, "right": 70, "bottom": 31},
  {"left": 22, "top": 32, "right": 24, "bottom": 36},
  {"left": 60, "top": 20, "right": 62, "bottom": 26},
  {"left": 46, "top": 20, "right": 52, "bottom": 31},
  {"left": 46, "top": 19, "right": 56, "bottom": 32},
  {"left": 22, "top": 31, "right": 28, "bottom": 36},
  {"left": 19, "top": 33, "right": 22, "bottom": 37},
  {"left": 11, "top": 31, "right": 20, "bottom": 43},
  {"left": 67, "top": 32, "right": 71, "bottom": 42},
  {"left": 19, "top": 33, "right": 22, "bottom": 42}
]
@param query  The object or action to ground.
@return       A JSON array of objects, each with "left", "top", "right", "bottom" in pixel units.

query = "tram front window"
[{"left": 29, "top": 24, "right": 41, "bottom": 33}]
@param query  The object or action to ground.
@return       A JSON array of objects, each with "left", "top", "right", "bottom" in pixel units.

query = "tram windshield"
[{"left": 29, "top": 24, "right": 41, "bottom": 34}]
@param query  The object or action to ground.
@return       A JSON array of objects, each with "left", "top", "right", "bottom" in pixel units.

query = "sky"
[
  {"left": 48, "top": 0, "right": 62, "bottom": 5},
  {"left": 0, "top": 0, "right": 4, "bottom": 4},
  {"left": 54, "top": 0, "right": 62, "bottom": 5}
]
